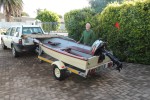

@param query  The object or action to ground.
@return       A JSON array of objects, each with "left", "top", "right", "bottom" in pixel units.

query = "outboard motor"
[{"left": 91, "top": 40, "right": 122, "bottom": 72}]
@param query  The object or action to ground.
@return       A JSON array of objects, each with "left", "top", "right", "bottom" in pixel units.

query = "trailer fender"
[{"left": 51, "top": 61, "right": 66, "bottom": 70}]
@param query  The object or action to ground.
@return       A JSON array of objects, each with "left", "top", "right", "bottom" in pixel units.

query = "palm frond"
[{"left": 0, "top": 0, "right": 23, "bottom": 21}]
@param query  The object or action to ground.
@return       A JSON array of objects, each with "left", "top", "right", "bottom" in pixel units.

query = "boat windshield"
[{"left": 22, "top": 27, "right": 44, "bottom": 34}]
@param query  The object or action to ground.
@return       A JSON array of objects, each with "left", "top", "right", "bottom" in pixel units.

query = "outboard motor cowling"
[
  {"left": 91, "top": 40, "right": 104, "bottom": 55},
  {"left": 91, "top": 40, "right": 105, "bottom": 62}
]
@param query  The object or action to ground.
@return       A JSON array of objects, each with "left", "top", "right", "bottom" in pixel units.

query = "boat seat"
[
  {"left": 68, "top": 46, "right": 92, "bottom": 55},
  {"left": 47, "top": 41, "right": 61, "bottom": 46},
  {"left": 61, "top": 48, "right": 83, "bottom": 57}
]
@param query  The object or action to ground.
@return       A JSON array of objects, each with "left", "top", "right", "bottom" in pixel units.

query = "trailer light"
[
  {"left": 18, "top": 39, "right": 22, "bottom": 44},
  {"left": 61, "top": 66, "right": 65, "bottom": 68},
  {"left": 91, "top": 69, "right": 95, "bottom": 73},
  {"left": 108, "top": 62, "right": 113, "bottom": 68}
]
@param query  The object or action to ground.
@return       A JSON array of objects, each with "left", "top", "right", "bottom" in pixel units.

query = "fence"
[
  {"left": 0, "top": 21, "right": 67, "bottom": 33},
  {"left": 36, "top": 22, "right": 67, "bottom": 33},
  {"left": 0, "top": 22, "right": 68, "bottom": 36}
]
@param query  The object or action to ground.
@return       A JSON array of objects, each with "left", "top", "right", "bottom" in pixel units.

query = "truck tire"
[
  {"left": 1, "top": 39, "right": 7, "bottom": 50},
  {"left": 12, "top": 46, "right": 19, "bottom": 57},
  {"left": 53, "top": 65, "right": 67, "bottom": 81}
]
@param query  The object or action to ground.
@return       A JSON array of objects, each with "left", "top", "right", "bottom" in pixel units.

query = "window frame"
[{"left": 6, "top": 28, "right": 12, "bottom": 36}]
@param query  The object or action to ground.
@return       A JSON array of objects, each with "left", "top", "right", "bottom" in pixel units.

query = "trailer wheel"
[
  {"left": 39, "top": 59, "right": 43, "bottom": 63},
  {"left": 53, "top": 65, "right": 67, "bottom": 81}
]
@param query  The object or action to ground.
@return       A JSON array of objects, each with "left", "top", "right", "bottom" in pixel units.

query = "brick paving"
[{"left": 0, "top": 47, "right": 150, "bottom": 100}]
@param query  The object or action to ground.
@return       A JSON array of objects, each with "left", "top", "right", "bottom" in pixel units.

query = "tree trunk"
[
  {"left": 5, "top": 13, "right": 11, "bottom": 22},
  {"left": 4, "top": 10, "right": 11, "bottom": 22}
]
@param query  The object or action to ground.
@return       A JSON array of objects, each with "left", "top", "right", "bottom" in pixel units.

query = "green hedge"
[
  {"left": 64, "top": 8, "right": 96, "bottom": 41},
  {"left": 92, "top": 0, "right": 150, "bottom": 64}
]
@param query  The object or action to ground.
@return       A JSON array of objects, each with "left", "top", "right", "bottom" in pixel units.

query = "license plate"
[
  {"left": 24, "top": 39, "right": 29, "bottom": 43},
  {"left": 95, "top": 64, "right": 107, "bottom": 72}
]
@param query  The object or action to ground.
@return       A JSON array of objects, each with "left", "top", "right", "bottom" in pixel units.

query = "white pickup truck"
[{"left": 1, "top": 25, "right": 45, "bottom": 57}]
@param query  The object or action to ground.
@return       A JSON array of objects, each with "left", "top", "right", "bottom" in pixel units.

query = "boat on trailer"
[{"left": 24, "top": 34, "right": 122, "bottom": 80}]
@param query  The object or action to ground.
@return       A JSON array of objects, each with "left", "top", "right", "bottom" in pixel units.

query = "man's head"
[{"left": 86, "top": 23, "right": 91, "bottom": 31}]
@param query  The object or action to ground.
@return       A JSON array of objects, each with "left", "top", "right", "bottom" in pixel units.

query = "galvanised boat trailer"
[{"left": 24, "top": 34, "right": 122, "bottom": 80}]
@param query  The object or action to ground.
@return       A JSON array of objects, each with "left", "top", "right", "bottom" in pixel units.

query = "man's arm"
[
  {"left": 78, "top": 32, "right": 84, "bottom": 43},
  {"left": 89, "top": 31, "right": 97, "bottom": 46}
]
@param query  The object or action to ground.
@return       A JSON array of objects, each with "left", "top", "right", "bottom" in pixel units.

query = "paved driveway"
[{"left": 0, "top": 47, "right": 150, "bottom": 100}]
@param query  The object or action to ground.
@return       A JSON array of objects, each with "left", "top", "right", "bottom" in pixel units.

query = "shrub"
[
  {"left": 64, "top": 8, "right": 96, "bottom": 41},
  {"left": 92, "top": 0, "right": 150, "bottom": 64}
]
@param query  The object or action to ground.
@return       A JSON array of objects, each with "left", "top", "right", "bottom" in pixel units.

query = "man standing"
[{"left": 77, "top": 23, "right": 95, "bottom": 46}]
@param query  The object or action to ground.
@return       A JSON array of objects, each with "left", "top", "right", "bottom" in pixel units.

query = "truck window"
[
  {"left": 15, "top": 27, "right": 21, "bottom": 37},
  {"left": 6, "top": 28, "right": 11, "bottom": 35},
  {"left": 10, "top": 27, "right": 16, "bottom": 36},
  {"left": 22, "top": 27, "right": 43, "bottom": 34}
]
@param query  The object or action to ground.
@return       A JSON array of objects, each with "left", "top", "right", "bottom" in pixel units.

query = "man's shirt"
[{"left": 79, "top": 29, "right": 94, "bottom": 46}]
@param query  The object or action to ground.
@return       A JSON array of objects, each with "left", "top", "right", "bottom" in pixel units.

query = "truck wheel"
[
  {"left": 1, "top": 39, "right": 7, "bottom": 50},
  {"left": 12, "top": 46, "right": 19, "bottom": 57},
  {"left": 53, "top": 65, "right": 67, "bottom": 81}
]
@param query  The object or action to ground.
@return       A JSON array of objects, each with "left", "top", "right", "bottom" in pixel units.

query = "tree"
[
  {"left": 0, "top": 0, "right": 23, "bottom": 22},
  {"left": 36, "top": 8, "right": 43, "bottom": 15},
  {"left": 36, "top": 9, "right": 60, "bottom": 32},
  {"left": 11, "top": 11, "right": 29, "bottom": 17},
  {"left": 88, "top": 0, "right": 123, "bottom": 13},
  {"left": 21, "top": 12, "right": 29, "bottom": 16},
  {"left": 58, "top": 15, "right": 63, "bottom": 18}
]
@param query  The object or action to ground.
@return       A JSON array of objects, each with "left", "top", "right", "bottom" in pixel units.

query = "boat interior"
[{"left": 39, "top": 37, "right": 93, "bottom": 58}]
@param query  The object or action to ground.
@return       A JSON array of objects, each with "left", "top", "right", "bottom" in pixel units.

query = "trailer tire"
[
  {"left": 39, "top": 59, "right": 43, "bottom": 63},
  {"left": 53, "top": 65, "right": 67, "bottom": 81}
]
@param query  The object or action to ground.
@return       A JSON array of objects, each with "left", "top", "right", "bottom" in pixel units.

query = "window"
[
  {"left": 15, "top": 27, "right": 21, "bottom": 37},
  {"left": 10, "top": 27, "right": 16, "bottom": 36},
  {"left": 16, "top": 27, "right": 20, "bottom": 33},
  {"left": 22, "top": 27, "right": 43, "bottom": 34},
  {"left": 6, "top": 28, "right": 11, "bottom": 35}
]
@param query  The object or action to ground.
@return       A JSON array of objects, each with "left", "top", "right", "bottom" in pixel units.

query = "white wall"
[{"left": 0, "top": 21, "right": 38, "bottom": 29}]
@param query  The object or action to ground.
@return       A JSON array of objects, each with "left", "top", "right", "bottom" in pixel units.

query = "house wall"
[{"left": 0, "top": 22, "right": 37, "bottom": 28}]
